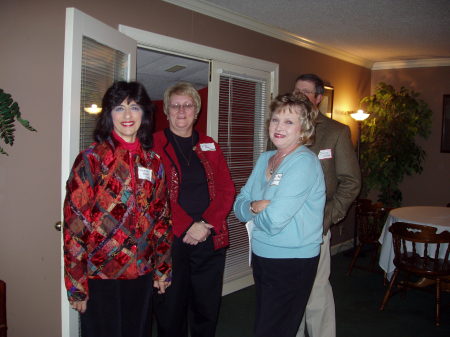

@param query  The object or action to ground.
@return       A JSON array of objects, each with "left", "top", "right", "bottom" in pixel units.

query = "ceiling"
[
  {"left": 138, "top": 0, "right": 450, "bottom": 100},
  {"left": 137, "top": 49, "right": 209, "bottom": 100},
  {"left": 201, "top": 0, "right": 450, "bottom": 63}
]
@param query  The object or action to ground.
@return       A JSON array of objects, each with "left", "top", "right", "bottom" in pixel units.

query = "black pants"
[
  {"left": 252, "top": 253, "right": 319, "bottom": 337},
  {"left": 153, "top": 235, "right": 226, "bottom": 337},
  {"left": 80, "top": 272, "right": 153, "bottom": 337}
]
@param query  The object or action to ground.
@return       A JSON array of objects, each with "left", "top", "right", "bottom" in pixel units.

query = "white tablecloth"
[{"left": 378, "top": 206, "right": 450, "bottom": 277}]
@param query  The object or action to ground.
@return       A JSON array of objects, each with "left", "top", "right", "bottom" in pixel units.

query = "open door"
[
  {"left": 60, "top": 8, "right": 136, "bottom": 336},
  {"left": 209, "top": 61, "right": 272, "bottom": 294}
]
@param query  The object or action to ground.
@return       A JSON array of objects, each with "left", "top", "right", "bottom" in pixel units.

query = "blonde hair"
[
  {"left": 163, "top": 82, "right": 201, "bottom": 116},
  {"left": 268, "top": 93, "right": 318, "bottom": 146}
]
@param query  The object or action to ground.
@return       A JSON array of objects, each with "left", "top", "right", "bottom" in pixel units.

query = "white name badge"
[
  {"left": 138, "top": 167, "right": 152, "bottom": 181},
  {"left": 270, "top": 173, "right": 283, "bottom": 186},
  {"left": 200, "top": 143, "right": 216, "bottom": 151},
  {"left": 318, "top": 149, "right": 332, "bottom": 160}
]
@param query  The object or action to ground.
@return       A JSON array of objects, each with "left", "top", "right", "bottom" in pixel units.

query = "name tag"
[
  {"left": 270, "top": 173, "right": 283, "bottom": 186},
  {"left": 318, "top": 149, "right": 332, "bottom": 160},
  {"left": 200, "top": 143, "right": 216, "bottom": 151},
  {"left": 138, "top": 167, "right": 152, "bottom": 181}
]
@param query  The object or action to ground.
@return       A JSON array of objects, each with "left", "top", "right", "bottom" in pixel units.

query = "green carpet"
[{"left": 216, "top": 250, "right": 450, "bottom": 337}]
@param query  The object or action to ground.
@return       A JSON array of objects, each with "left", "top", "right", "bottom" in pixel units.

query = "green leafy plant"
[
  {"left": 359, "top": 82, "right": 432, "bottom": 208},
  {"left": 0, "top": 88, "right": 36, "bottom": 156}
]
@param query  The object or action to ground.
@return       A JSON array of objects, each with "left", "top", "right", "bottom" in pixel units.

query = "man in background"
[{"left": 294, "top": 74, "right": 361, "bottom": 337}]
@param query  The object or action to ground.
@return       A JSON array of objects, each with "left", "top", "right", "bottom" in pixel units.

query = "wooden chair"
[
  {"left": 0, "top": 280, "right": 6, "bottom": 337},
  {"left": 379, "top": 222, "right": 450, "bottom": 326},
  {"left": 347, "top": 199, "right": 387, "bottom": 275}
]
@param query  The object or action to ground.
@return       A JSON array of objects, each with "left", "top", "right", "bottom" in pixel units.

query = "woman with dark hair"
[
  {"left": 63, "top": 81, "right": 172, "bottom": 337},
  {"left": 152, "top": 82, "right": 235, "bottom": 337},
  {"left": 94, "top": 81, "right": 154, "bottom": 149},
  {"left": 234, "top": 93, "right": 325, "bottom": 337}
]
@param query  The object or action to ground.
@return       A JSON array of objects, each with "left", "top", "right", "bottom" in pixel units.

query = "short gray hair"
[{"left": 163, "top": 82, "right": 201, "bottom": 116}]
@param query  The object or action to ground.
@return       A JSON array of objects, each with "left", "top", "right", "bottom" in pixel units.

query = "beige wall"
[
  {"left": 372, "top": 67, "right": 450, "bottom": 206},
  {"left": 0, "top": 1, "right": 370, "bottom": 336}
]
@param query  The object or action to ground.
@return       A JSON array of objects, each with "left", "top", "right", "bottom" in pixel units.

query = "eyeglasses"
[
  {"left": 169, "top": 103, "right": 195, "bottom": 111},
  {"left": 295, "top": 89, "right": 316, "bottom": 95}
]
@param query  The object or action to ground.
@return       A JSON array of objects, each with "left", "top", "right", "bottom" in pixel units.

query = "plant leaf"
[
  {"left": 0, "top": 145, "right": 8, "bottom": 156},
  {"left": 0, "top": 88, "right": 37, "bottom": 156}
]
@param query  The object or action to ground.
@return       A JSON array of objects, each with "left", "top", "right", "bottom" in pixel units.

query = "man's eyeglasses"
[
  {"left": 295, "top": 89, "right": 316, "bottom": 95},
  {"left": 169, "top": 103, "right": 195, "bottom": 111}
]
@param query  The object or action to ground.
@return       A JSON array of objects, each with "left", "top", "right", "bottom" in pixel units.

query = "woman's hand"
[
  {"left": 251, "top": 200, "right": 270, "bottom": 214},
  {"left": 183, "top": 221, "right": 214, "bottom": 245},
  {"left": 154, "top": 275, "right": 172, "bottom": 294},
  {"left": 71, "top": 299, "right": 88, "bottom": 313}
]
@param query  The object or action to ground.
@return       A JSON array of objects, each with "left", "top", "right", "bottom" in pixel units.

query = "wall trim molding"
[
  {"left": 372, "top": 58, "right": 450, "bottom": 70},
  {"left": 162, "top": 0, "right": 373, "bottom": 69}
]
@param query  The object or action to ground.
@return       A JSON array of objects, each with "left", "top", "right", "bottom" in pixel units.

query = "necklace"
[
  {"left": 269, "top": 153, "right": 287, "bottom": 175},
  {"left": 172, "top": 133, "right": 194, "bottom": 166},
  {"left": 269, "top": 146, "right": 298, "bottom": 175}
]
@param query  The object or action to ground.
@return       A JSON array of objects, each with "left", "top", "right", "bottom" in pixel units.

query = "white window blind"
[
  {"left": 218, "top": 72, "right": 268, "bottom": 285},
  {"left": 80, "top": 37, "right": 128, "bottom": 150}
]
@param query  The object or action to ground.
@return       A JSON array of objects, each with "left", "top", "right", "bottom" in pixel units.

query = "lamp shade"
[{"left": 350, "top": 109, "right": 370, "bottom": 121}]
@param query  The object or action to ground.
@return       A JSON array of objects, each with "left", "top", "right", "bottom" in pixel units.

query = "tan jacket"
[{"left": 308, "top": 113, "right": 361, "bottom": 233}]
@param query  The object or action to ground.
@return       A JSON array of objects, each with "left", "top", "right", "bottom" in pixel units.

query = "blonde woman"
[{"left": 234, "top": 93, "right": 325, "bottom": 337}]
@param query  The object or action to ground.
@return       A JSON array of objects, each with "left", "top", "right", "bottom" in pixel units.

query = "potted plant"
[
  {"left": 359, "top": 82, "right": 432, "bottom": 208},
  {"left": 0, "top": 88, "right": 36, "bottom": 156}
]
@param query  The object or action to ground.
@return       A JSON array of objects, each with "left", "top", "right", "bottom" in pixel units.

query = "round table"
[{"left": 378, "top": 206, "right": 450, "bottom": 278}]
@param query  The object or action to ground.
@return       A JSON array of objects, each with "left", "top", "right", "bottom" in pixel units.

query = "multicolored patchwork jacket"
[
  {"left": 152, "top": 129, "right": 235, "bottom": 250},
  {"left": 63, "top": 134, "right": 172, "bottom": 302}
]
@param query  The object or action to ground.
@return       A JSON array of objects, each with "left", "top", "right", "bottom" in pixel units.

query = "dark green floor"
[{"left": 216, "top": 250, "right": 450, "bottom": 337}]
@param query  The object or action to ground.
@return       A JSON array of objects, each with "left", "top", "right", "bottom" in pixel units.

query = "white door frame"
[
  {"left": 208, "top": 61, "right": 273, "bottom": 141},
  {"left": 118, "top": 25, "right": 279, "bottom": 141},
  {"left": 60, "top": 8, "right": 136, "bottom": 337}
]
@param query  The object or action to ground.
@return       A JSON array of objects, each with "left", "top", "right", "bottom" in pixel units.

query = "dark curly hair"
[{"left": 94, "top": 81, "right": 154, "bottom": 150}]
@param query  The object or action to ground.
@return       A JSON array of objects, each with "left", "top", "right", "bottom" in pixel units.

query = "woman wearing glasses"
[
  {"left": 152, "top": 82, "right": 235, "bottom": 337},
  {"left": 63, "top": 81, "right": 172, "bottom": 337}
]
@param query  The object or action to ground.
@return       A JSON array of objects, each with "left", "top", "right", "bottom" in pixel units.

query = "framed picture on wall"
[
  {"left": 441, "top": 94, "right": 450, "bottom": 153},
  {"left": 319, "top": 85, "right": 334, "bottom": 119}
]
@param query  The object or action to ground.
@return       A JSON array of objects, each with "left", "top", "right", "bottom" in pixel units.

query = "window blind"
[
  {"left": 80, "top": 37, "right": 128, "bottom": 151},
  {"left": 218, "top": 73, "right": 268, "bottom": 284}
]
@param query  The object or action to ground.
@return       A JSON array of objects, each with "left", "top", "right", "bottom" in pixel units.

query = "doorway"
[{"left": 136, "top": 47, "right": 209, "bottom": 132}]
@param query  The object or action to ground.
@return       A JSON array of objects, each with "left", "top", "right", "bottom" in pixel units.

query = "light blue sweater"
[{"left": 233, "top": 146, "right": 325, "bottom": 259}]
